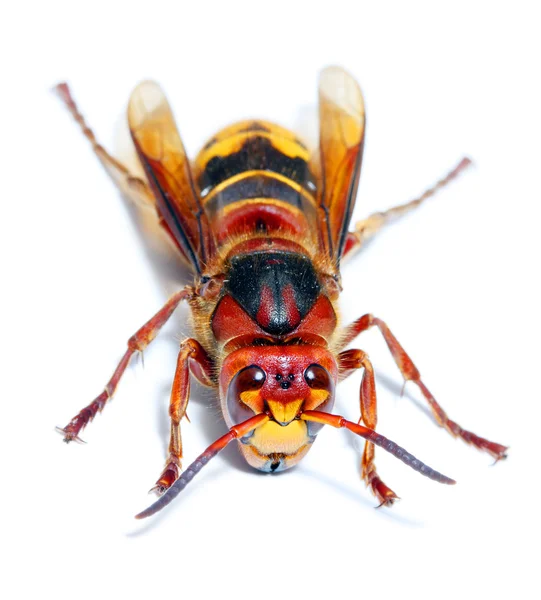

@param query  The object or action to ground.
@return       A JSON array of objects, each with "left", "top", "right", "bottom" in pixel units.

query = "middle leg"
[
  {"left": 340, "top": 314, "right": 508, "bottom": 461},
  {"left": 58, "top": 288, "right": 192, "bottom": 443}
]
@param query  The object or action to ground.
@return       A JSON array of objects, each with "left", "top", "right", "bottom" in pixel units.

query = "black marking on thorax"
[{"left": 224, "top": 251, "right": 321, "bottom": 337}]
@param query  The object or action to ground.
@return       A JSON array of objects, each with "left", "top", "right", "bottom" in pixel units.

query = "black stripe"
[
  {"left": 198, "top": 136, "right": 316, "bottom": 195},
  {"left": 204, "top": 173, "right": 306, "bottom": 210}
]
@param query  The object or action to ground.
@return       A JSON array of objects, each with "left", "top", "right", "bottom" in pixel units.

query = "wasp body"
[{"left": 56, "top": 68, "right": 507, "bottom": 518}]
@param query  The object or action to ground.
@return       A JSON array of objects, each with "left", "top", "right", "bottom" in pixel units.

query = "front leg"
[
  {"left": 339, "top": 349, "right": 399, "bottom": 507},
  {"left": 151, "top": 339, "right": 215, "bottom": 494}
]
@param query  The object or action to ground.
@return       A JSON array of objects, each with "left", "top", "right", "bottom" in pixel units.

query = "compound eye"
[
  {"left": 303, "top": 364, "right": 335, "bottom": 436},
  {"left": 235, "top": 365, "right": 266, "bottom": 390},
  {"left": 226, "top": 366, "right": 266, "bottom": 425},
  {"left": 304, "top": 364, "right": 331, "bottom": 390}
]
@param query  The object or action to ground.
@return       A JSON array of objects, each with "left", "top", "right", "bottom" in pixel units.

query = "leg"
[
  {"left": 342, "top": 157, "right": 472, "bottom": 261},
  {"left": 58, "top": 288, "right": 193, "bottom": 442},
  {"left": 340, "top": 314, "right": 508, "bottom": 461},
  {"left": 151, "top": 338, "right": 215, "bottom": 494},
  {"left": 55, "top": 83, "right": 154, "bottom": 208},
  {"left": 339, "top": 349, "right": 399, "bottom": 506}
]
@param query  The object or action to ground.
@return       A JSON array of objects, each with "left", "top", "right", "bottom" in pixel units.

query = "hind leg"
[
  {"left": 55, "top": 82, "right": 154, "bottom": 207},
  {"left": 342, "top": 157, "right": 472, "bottom": 260}
]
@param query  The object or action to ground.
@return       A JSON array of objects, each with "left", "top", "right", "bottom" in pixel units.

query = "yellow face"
[
  {"left": 220, "top": 347, "right": 337, "bottom": 473},
  {"left": 250, "top": 419, "right": 308, "bottom": 455},
  {"left": 238, "top": 421, "right": 313, "bottom": 472}
]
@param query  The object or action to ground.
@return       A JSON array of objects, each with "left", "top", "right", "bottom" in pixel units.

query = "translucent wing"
[
  {"left": 316, "top": 66, "right": 365, "bottom": 268},
  {"left": 128, "top": 81, "right": 215, "bottom": 274}
]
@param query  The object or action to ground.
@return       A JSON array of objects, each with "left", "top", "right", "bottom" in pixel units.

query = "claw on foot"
[
  {"left": 376, "top": 495, "right": 400, "bottom": 509},
  {"left": 491, "top": 446, "right": 509, "bottom": 465},
  {"left": 56, "top": 426, "right": 86, "bottom": 444},
  {"left": 467, "top": 434, "right": 509, "bottom": 463},
  {"left": 370, "top": 476, "right": 399, "bottom": 508},
  {"left": 149, "top": 461, "right": 181, "bottom": 495}
]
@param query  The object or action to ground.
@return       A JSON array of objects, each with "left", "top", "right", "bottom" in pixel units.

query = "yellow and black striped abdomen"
[{"left": 193, "top": 121, "right": 319, "bottom": 245}]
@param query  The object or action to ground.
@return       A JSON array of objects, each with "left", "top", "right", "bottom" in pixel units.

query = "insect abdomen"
[{"left": 193, "top": 121, "right": 319, "bottom": 244}]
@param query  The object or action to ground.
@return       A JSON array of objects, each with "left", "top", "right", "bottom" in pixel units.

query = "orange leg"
[
  {"left": 58, "top": 288, "right": 192, "bottom": 442},
  {"left": 151, "top": 338, "right": 215, "bottom": 494},
  {"left": 340, "top": 314, "right": 508, "bottom": 461},
  {"left": 339, "top": 349, "right": 399, "bottom": 506},
  {"left": 136, "top": 413, "right": 270, "bottom": 519},
  {"left": 342, "top": 157, "right": 472, "bottom": 260}
]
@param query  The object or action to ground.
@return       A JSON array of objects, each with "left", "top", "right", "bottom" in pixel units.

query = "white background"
[{"left": 2, "top": 1, "right": 540, "bottom": 599}]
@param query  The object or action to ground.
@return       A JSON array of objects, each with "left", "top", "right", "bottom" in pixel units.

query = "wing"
[
  {"left": 128, "top": 81, "right": 216, "bottom": 274},
  {"left": 315, "top": 66, "right": 365, "bottom": 269}
]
